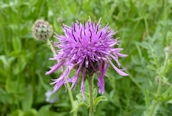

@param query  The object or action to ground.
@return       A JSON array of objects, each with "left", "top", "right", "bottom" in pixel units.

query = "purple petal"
[
  {"left": 81, "top": 67, "right": 86, "bottom": 100},
  {"left": 51, "top": 68, "right": 70, "bottom": 92},
  {"left": 46, "top": 61, "right": 64, "bottom": 75},
  {"left": 89, "top": 59, "right": 98, "bottom": 76},
  {"left": 116, "top": 53, "right": 128, "bottom": 57},
  {"left": 109, "top": 60, "right": 128, "bottom": 76},
  {"left": 109, "top": 54, "right": 121, "bottom": 67},
  {"left": 53, "top": 78, "right": 64, "bottom": 92},
  {"left": 51, "top": 75, "right": 65, "bottom": 92},
  {"left": 98, "top": 61, "right": 108, "bottom": 94},
  {"left": 98, "top": 75, "right": 104, "bottom": 94},
  {"left": 68, "top": 63, "right": 83, "bottom": 89},
  {"left": 112, "top": 48, "right": 124, "bottom": 52}
]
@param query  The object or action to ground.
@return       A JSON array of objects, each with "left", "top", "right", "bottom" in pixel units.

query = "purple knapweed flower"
[{"left": 46, "top": 18, "right": 128, "bottom": 99}]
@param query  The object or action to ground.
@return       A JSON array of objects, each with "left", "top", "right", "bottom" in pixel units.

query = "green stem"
[
  {"left": 163, "top": 86, "right": 172, "bottom": 97},
  {"left": 66, "top": 80, "right": 77, "bottom": 116},
  {"left": 157, "top": 46, "right": 169, "bottom": 94},
  {"left": 156, "top": 76, "right": 162, "bottom": 94},
  {"left": 149, "top": 101, "right": 159, "bottom": 116},
  {"left": 47, "top": 39, "right": 56, "bottom": 55},
  {"left": 144, "top": 17, "right": 149, "bottom": 36},
  {"left": 47, "top": 39, "right": 76, "bottom": 116},
  {"left": 87, "top": 76, "right": 94, "bottom": 116}
]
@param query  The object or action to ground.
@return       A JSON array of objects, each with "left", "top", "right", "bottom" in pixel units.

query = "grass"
[{"left": 0, "top": 0, "right": 172, "bottom": 116}]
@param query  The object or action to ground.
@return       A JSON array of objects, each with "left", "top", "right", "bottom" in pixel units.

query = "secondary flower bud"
[{"left": 32, "top": 20, "right": 53, "bottom": 41}]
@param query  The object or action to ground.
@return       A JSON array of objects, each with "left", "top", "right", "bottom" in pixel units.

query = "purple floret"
[{"left": 46, "top": 18, "right": 128, "bottom": 99}]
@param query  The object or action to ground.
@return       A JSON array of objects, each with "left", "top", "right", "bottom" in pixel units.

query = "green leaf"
[
  {"left": 23, "top": 109, "right": 38, "bottom": 116},
  {"left": 13, "top": 56, "right": 27, "bottom": 75},
  {"left": 38, "top": 105, "right": 67, "bottom": 116},
  {"left": 144, "top": 89, "right": 150, "bottom": 109},
  {"left": 168, "top": 99, "right": 172, "bottom": 104},
  {"left": 11, "top": 109, "right": 23, "bottom": 116},
  {"left": 12, "top": 37, "right": 22, "bottom": 51},
  {"left": 0, "top": 55, "right": 8, "bottom": 67},
  {"left": 0, "top": 88, "right": 13, "bottom": 104},
  {"left": 21, "top": 86, "right": 33, "bottom": 111},
  {"left": 37, "top": 71, "right": 51, "bottom": 90},
  {"left": 94, "top": 96, "right": 108, "bottom": 107},
  {"left": 93, "top": 88, "right": 97, "bottom": 99},
  {"left": 70, "top": 100, "right": 87, "bottom": 113}
]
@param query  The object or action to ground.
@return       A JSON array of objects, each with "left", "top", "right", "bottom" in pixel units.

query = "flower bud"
[
  {"left": 164, "top": 46, "right": 170, "bottom": 53},
  {"left": 32, "top": 20, "right": 53, "bottom": 41}
]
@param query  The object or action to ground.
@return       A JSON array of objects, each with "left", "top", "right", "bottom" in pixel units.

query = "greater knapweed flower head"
[
  {"left": 46, "top": 18, "right": 128, "bottom": 99},
  {"left": 32, "top": 20, "right": 53, "bottom": 41}
]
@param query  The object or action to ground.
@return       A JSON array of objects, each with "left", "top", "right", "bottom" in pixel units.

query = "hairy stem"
[
  {"left": 47, "top": 39, "right": 56, "bottom": 55},
  {"left": 149, "top": 101, "right": 159, "bottom": 116},
  {"left": 66, "top": 81, "right": 77, "bottom": 116},
  {"left": 156, "top": 76, "right": 162, "bottom": 94},
  {"left": 47, "top": 39, "right": 76, "bottom": 116},
  {"left": 87, "top": 76, "right": 94, "bottom": 116}
]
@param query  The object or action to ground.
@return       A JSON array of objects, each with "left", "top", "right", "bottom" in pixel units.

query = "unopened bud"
[
  {"left": 57, "top": 17, "right": 63, "bottom": 23},
  {"left": 164, "top": 46, "right": 170, "bottom": 53},
  {"left": 32, "top": 20, "right": 53, "bottom": 41},
  {"left": 166, "top": 82, "right": 171, "bottom": 87},
  {"left": 155, "top": 76, "right": 159, "bottom": 84}
]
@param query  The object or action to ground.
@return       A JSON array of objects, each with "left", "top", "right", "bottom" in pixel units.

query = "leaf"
[
  {"left": 76, "top": 92, "right": 89, "bottom": 107},
  {"left": 168, "top": 100, "right": 172, "bottom": 104},
  {"left": 93, "top": 88, "right": 97, "bottom": 99},
  {"left": 0, "top": 88, "right": 13, "bottom": 104},
  {"left": 70, "top": 100, "right": 87, "bottom": 113},
  {"left": 144, "top": 89, "right": 150, "bottom": 109},
  {"left": 10, "top": 109, "right": 23, "bottom": 116},
  {"left": 38, "top": 105, "right": 67, "bottom": 116},
  {"left": 135, "top": 41, "right": 149, "bottom": 50},
  {"left": 37, "top": 71, "right": 51, "bottom": 90},
  {"left": 13, "top": 56, "right": 27, "bottom": 75},
  {"left": 94, "top": 96, "right": 108, "bottom": 107},
  {"left": 21, "top": 86, "right": 33, "bottom": 111},
  {"left": 23, "top": 109, "right": 38, "bottom": 116},
  {"left": 0, "top": 55, "right": 8, "bottom": 68},
  {"left": 12, "top": 37, "right": 22, "bottom": 51}
]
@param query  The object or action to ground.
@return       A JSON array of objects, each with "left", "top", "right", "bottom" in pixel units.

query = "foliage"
[{"left": 0, "top": 0, "right": 172, "bottom": 116}]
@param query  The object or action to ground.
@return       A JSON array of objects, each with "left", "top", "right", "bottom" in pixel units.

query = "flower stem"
[
  {"left": 87, "top": 76, "right": 94, "bottom": 116},
  {"left": 47, "top": 39, "right": 56, "bottom": 55},
  {"left": 149, "top": 101, "right": 159, "bottom": 116},
  {"left": 66, "top": 80, "right": 77, "bottom": 116},
  {"left": 47, "top": 39, "right": 76, "bottom": 116},
  {"left": 156, "top": 76, "right": 162, "bottom": 94}
]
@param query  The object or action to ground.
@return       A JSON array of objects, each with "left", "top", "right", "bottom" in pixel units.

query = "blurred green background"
[{"left": 0, "top": 0, "right": 172, "bottom": 116}]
